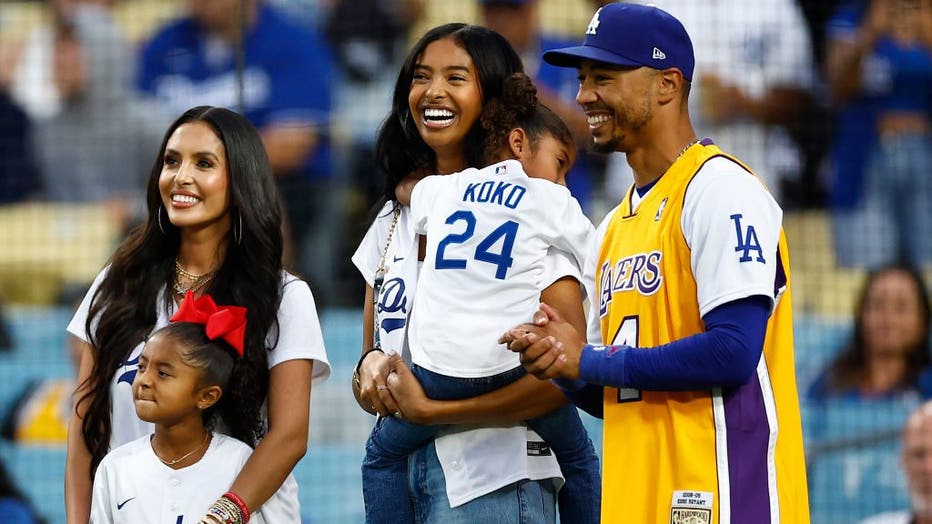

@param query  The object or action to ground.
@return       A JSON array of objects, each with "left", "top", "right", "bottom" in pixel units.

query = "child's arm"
[{"left": 394, "top": 174, "right": 420, "bottom": 206}]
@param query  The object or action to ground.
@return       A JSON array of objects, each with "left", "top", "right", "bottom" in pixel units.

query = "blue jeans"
[
  {"left": 410, "top": 440, "right": 558, "bottom": 524},
  {"left": 833, "top": 131, "right": 932, "bottom": 268},
  {"left": 362, "top": 365, "right": 601, "bottom": 524}
]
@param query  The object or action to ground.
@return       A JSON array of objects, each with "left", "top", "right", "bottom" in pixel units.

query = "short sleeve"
[
  {"left": 351, "top": 201, "right": 396, "bottom": 287},
  {"left": 89, "top": 457, "right": 113, "bottom": 524},
  {"left": 268, "top": 276, "right": 331, "bottom": 383},
  {"left": 682, "top": 157, "right": 783, "bottom": 317},
  {"left": 540, "top": 248, "right": 581, "bottom": 289},
  {"left": 586, "top": 208, "right": 616, "bottom": 345},
  {"left": 67, "top": 267, "right": 109, "bottom": 343},
  {"left": 409, "top": 175, "right": 450, "bottom": 235},
  {"left": 548, "top": 190, "right": 595, "bottom": 274}
]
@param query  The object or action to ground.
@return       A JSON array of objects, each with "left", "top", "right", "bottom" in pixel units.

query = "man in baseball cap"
[
  {"left": 502, "top": 3, "right": 812, "bottom": 523},
  {"left": 543, "top": 2, "right": 695, "bottom": 82}
]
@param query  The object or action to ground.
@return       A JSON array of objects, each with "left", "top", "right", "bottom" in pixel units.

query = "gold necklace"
[
  {"left": 676, "top": 138, "right": 701, "bottom": 161},
  {"left": 152, "top": 432, "right": 211, "bottom": 466},
  {"left": 173, "top": 259, "right": 215, "bottom": 296}
]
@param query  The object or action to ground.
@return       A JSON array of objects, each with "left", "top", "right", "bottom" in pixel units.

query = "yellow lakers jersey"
[{"left": 595, "top": 143, "right": 809, "bottom": 523}]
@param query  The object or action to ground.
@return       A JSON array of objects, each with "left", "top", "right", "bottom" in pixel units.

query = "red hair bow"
[{"left": 170, "top": 291, "right": 248, "bottom": 357}]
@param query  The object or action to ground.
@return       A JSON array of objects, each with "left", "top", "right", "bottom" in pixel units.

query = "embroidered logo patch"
[
  {"left": 670, "top": 508, "right": 711, "bottom": 524},
  {"left": 670, "top": 491, "right": 713, "bottom": 524}
]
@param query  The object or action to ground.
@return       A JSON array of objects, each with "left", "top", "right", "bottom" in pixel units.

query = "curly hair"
[
  {"left": 478, "top": 72, "right": 574, "bottom": 166},
  {"left": 78, "top": 106, "right": 282, "bottom": 476}
]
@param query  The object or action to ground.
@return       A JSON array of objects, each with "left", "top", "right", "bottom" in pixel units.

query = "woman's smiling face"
[{"left": 407, "top": 37, "right": 484, "bottom": 160}]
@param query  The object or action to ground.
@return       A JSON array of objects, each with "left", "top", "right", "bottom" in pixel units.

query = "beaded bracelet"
[{"left": 223, "top": 491, "right": 251, "bottom": 523}]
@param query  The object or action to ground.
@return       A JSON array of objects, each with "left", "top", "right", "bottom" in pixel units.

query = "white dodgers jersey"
[{"left": 408, "top": 159, "right": 593, "bottom": 378}]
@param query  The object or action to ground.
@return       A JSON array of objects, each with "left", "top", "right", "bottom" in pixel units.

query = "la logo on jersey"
[
  {"left": 586, "top": 8, "right": 602, "bottom": 35},
  {"left": 730, "top": 213, "right": 766, "bottom": 263}
]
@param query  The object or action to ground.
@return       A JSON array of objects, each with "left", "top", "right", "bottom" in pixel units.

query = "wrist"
[{"left": 353, "top": 347, "right": 385, "bottom": 384}]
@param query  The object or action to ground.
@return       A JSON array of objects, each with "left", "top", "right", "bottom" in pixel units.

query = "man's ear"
[
  {"left": 197, "top": 385, "right": 223, "bottom": 411},
  {"left": 507, "top": 128, "right": 529, "bottom": 159},
  {"left": 657, "top": 68, "right": 685, "bottom": 104}
]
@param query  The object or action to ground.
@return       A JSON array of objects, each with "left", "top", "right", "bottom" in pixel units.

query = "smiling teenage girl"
[{"left": 352, "top": 24, "right": 594, "bottom": 524}]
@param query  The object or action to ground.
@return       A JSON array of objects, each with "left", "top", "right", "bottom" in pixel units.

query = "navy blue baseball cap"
[{"left": 543, "top": 3, "right": 695, "bottom": 82}]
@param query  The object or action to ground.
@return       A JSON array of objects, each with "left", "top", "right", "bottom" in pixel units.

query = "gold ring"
[{"left": 377, "top": 385, "right": 388, "bottom": 391}]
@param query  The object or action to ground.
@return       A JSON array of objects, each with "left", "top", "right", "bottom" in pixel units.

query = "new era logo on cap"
[{"left": 543, "top": 3, "right": 695, "bottom": 82}]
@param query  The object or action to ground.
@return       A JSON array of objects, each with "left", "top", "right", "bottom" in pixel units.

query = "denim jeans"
[
  {"left": 410, "top": 440, "right": 558, "bottom": 524},
  {"left": 362, "top": 365, "right": 601, "bottom": 524},
  {"left": 833, "top": 131, "right": 932, "bottom": 268}
]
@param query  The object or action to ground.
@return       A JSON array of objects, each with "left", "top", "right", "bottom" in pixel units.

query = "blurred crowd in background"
[{"left": 0, "top": 0, "right": 929, "bottom": 522}]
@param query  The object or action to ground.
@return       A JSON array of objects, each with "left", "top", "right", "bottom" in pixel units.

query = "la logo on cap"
[
  {"left": 586, "top": 8, "right": 602, "bottom": 35},
  {"left": 652, "top": 47, "right": 666, "bottom": 60}
]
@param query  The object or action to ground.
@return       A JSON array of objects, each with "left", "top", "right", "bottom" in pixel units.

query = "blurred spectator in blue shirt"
[
  {"left": 825, "top": 0, "right": 932, "bottom": 269},
  {"left": 30, "top": 1, "right": 166, "bottom": 228},
  {"left": 809, "top": 264, "right": 932, "bottom": 401},
  {"left": 479, "top": 0, "right": 601, "bottom": 213},
  {"left": 0, "top": 93, "right": 40, "bottom": 204},
  {"left": 137, "top": 0, "right": 336, "bottom": 303}
]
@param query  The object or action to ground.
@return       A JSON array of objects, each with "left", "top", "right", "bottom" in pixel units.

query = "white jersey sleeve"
[
  {"left": 90, "top": 455, "right": 114, "bottom": 524},
  {"left": 682, "top": 156, "right": 783, "bottom": 316},
  {"left": 67, "top": 266, "right": 109, "bottom": 343},
  {"left": 351, "top": 201, "right": 400, "bottom": 287},
  {"left": 586, "top": 207, "right": 617, "bottom": 345},
  {"left": 543, "top": 189, "right": 595, "bottom": 276},
  {"left": 410, "top": 174, "right": 457, "bottom": 235}
]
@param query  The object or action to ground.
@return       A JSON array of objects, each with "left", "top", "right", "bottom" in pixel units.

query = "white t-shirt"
[
  {"left": 67, "top": 269, "right": 331, "bottom": 449},
  {"left": 408, "top": 159, "right": 593, "bottom": 377},
  {"left": 352, "top": 199, "right": 568, "bottom": 506},
  {"left": 588, "top": 156, "right": 784, "bottom": 341},
  {"left": 605, "top": 0, "right": 814, "bottom": 203},
  {"left": 90, "top": 433, "right": 299, "bottom": 523}
]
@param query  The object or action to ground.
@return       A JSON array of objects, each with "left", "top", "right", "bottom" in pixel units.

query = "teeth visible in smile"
[
  {"left": 424, "top": 108, "right": 455, "bottom": 120},
  {"left": 587, "top": 114, "right": 612, "bottom": 126},
  {"left": 172, "top": 194, "right": 199, "bottom": 204}
]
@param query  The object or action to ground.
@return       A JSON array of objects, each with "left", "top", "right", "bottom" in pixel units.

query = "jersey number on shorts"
[
  {"left": 613, "top": 315, "right": 641, "bottom": 403},
  {"left": 435, "top": 210, "right": 519, "bottom": 280}
]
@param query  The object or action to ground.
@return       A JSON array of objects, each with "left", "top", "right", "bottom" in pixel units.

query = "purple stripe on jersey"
[{"left": 723, "top": 370, "right": 772, "bottom": 523}]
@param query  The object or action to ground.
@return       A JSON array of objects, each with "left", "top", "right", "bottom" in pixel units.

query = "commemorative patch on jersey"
[{"left": 669, "top": 491, "right": 712, "bottom": 524}]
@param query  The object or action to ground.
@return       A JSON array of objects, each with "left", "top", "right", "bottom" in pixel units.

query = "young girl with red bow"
[{"left": 89, "top": 292, "right": 296, "bottom": 524}]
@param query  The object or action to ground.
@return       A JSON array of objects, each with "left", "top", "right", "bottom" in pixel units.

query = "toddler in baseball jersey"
[
  {"left": 90, "top": 292, "right": 298, "bottom": 524},
  {"left": 362, "top": 73, "right": 601, "bottom": 523}
]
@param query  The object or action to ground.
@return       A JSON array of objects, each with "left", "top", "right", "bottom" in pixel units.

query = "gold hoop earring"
[
  {"left": 233, "top": 210, "right": 243, "bottom": 245},
  {"left": 158, "top": 205, "right": 167, "bottom": 235}
]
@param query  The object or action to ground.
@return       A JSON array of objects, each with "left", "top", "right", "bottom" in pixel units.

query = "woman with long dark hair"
[
  {"left": 352, "top": 24, "right": 596, "bottom": 523},
  {"left": 65, "top": 106, "right": 330, "bottom": 523},
  {"left": 809, "top": 263, "right": 932, "bottom": 399}
]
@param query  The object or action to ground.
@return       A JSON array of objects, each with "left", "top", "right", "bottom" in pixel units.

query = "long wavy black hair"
[
  {"left": 78, "top": 106, "right": 283, "bottom": 476},
  {"left": 374, "top": 23, "right": 524, "bottom": 205},
  {"left": 824, "top": 263, "right": 932, "bottom": 393}
]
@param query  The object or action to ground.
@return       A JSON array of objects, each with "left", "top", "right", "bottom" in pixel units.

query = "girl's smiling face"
[{"left": 408, "top": 38, "right": 484, "bottom": 160}]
